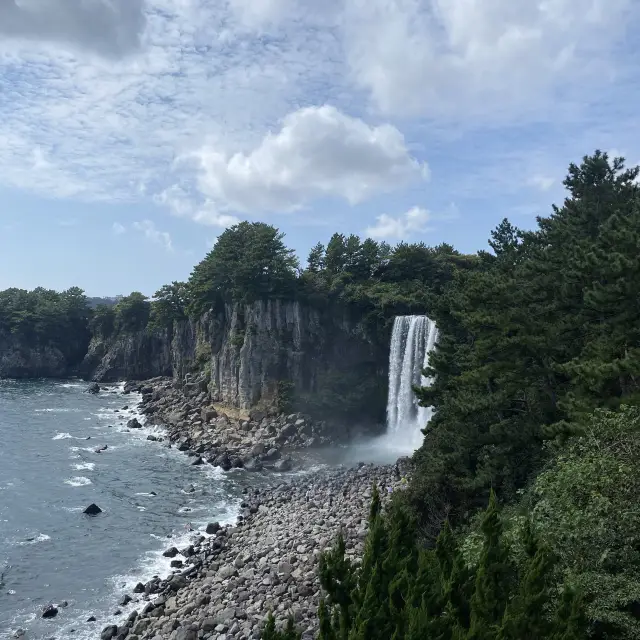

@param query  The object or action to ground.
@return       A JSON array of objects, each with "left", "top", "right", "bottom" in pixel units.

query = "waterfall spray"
[{"left": 386, "top": 316, "right": 438, "bottom": 450}]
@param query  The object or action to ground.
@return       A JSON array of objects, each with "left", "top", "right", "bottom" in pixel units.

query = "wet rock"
[
  {"left": 86, "top": 382, "right": 100, "bottom": 394},
  {"left": 190, "top": 456, "right": 204, "bottom": 466},
  {"left": 119, "top": 594, "right": 132, "bottom": 606},
  {"left": 162, "top": 546, "right": 179, "bottom": 558},
  {"left": 42, "top": 605, "right": 58, "bottom": 619},
  {"left": 205, "top": 522, "right": 221, "bottom": 535},
  {"left": 95, "top": 445, "right": 108, "bottom": 453},
  {"left": 274, "top": 457, "right": 293, "bottom": 472},
  {"left": 83, "top": 503, "right": 102, "bottom": 515},
  {"left": 133, "top": 582, "right": 145, "bottom": 593},
  {"left": 101, "top": 624, "right": 118, "bottom": 640},
  {"left": 127, "top": 418, "right": 142, "bottom": 429},
  {"left": 87, "top": 616, "right": 97, "bottom": 622},
  {"left": 243, "top": 457, "right": 263, "bottom": 472}
]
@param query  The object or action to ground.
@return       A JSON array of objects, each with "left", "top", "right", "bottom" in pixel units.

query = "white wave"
[
  {"left": 64, "top": 476, "right": 92, "bottom": 487},
  {"left": 53, "top": 432, "right": 74, "bottom": 440},
  {"left": 17, "top": 533, "right": 51, "bottom": 546},
  {"left": 60, "top": 382, "right": 86, "bottom": 389},
  {"left": 69, "top": 446, "right": 98, "bottom": 453},
  {"left": 73, "top": 462, "right": 96, "bottom": 471},
  {"left": 35, "top": 408, "right": 81, "bottom": 413}
]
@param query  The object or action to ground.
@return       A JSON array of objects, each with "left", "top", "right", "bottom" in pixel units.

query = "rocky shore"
[
  {"left": 124, "top": 376, "right": 340, "bottom": 474},
  {"left": 99, "top": 460, "right": 411, "bottom": 640}
]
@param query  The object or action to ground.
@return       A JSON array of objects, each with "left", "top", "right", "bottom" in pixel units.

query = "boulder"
[
  {"left": 201, "top": 406, "right": 218, "bottom": 422},
  {"left": 133, "top": 582, "right": 145, "bottom": 593},
  {"left": 86, "top": 382, "right": 100, "bottom": 394},
  {"left": 175, "top": 628, "right": 198, "bottom": 640},
  {"left": 127, "top": 418, "right": 142, "bottom": 430},
  {"left": 274, "top": 457, "right": 293, "bottom": 472},
  {"left": 190, "top": 456, "right": 204, "bottom": 466},
  {"left": 205, "top": 522, "right": 221, "bottom": 535},
  {"left": 212, "top": 453, "right": 232, "bottom": 471},
  {"left": 83, "top": 503, "right": 102, "bottom": 515},
  {"left": 100, "top": 625, "right": 118, "bottom": 640},
  {"left": 243, "top": 457, "right": 263, "bottom": 472},
  {"left": 263, "top": 447, "right": 281, "bottom": 462},
  {"left": 119, "top": 594, "right": 132, "bottom": 606},
  {"left": 41, "top": 604, "right": 58, "bottom": 618},
  {"left": 162, "top": 547, "right": 179, "bottom": 558}
]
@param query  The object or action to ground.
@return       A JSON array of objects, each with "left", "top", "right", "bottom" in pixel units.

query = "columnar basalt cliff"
[{"left": 81, "top": 300, "right": 389, "bottom": 423}]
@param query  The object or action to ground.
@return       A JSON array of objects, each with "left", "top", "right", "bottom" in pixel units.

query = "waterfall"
[{"left": 386, "top": 315, "right": 438, "bottom": 449}]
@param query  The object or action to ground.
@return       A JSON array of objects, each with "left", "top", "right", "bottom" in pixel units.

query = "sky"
[{"left": 1, "top": 0, "right": 639, "bottom": 297}]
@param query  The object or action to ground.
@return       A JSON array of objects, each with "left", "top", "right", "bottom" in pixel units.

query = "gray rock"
[{"left": 100, "top": 625, "right": 118, "bottom": 640}]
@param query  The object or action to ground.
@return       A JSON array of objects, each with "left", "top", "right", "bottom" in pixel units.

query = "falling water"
[{"left": 386, "top": 315, "right": 438, "bottom": 449}]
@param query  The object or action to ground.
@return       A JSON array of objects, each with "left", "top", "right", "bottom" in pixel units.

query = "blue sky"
[{"left": 1, "top": 0, "right": 639, "bottom": 297}]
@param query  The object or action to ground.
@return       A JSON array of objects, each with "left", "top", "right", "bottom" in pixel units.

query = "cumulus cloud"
[
  {"left": 0, "top": 0, "right": 146, "bottom": 57},
  {"left": 366, "top": 206, "right": 433, "bottom": 240},
  {"left": 155, "top": 185, "right": 239, "bottom": 228},
  {"left": 344, "top": 0, "right": 635, "bottom": 122},
  {"left": 112, "top": 222, "right": 126, "bottom": 235},
  {"left": 191, "top": 105, "right": 428, "bottom": 213},
  {"left": 132, "top": 219, "right": 172, "bottom": 251}
]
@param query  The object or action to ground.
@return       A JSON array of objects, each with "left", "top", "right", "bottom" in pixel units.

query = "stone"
[
  {"left": 162, "top": 546, "right": 179, "bottom": 558},
  {"left": 190, "top": 456, "right": 204, "bottom": 466},
  {"left": 175, "top": 628, "right": 197, "bottom": 640},
  {"left": 127, "top": 418, "right": 142, "bottom": 430},
  {"left": 119, "top": 594, "right": 132, "bottom": 606},
  {"left": 274, "top": 457, "right": 293, "bottom": 472},
  {"left": 243, "top": 457, "right": 263, "bottom": 472},
  {"left": 100, "top": 625, "right": 118, "bottom": 640},
  {"left": 206, "top": 522, "right": 221, "bottom": 535},
  {"left": 86, "top": 382, "right": 100, "bottom": 394},
  {"left": 83, "top": 503, "right": 103, "bottom": 515},
  {"left": 41, "top": 604, "right": 58, "bottom": 618}
]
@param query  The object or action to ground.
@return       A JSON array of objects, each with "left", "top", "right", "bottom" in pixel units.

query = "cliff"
[
  {"left": 0, "top": 328, "right": 89, "bottom": 379},
  {"left": 83, "top": 300, "right": 389, "bottom": 423}
]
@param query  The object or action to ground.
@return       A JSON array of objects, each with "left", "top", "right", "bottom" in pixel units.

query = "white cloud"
[
  {"left": 528, "top": 174, "right": 555, "bottom": 192},
  {"left": 132, "top": 219, "right": 173, "bottom": 252},
  {"left": 344, "top": 0, "right": 634, "bottom": 122},
  {"left": 155, "top": 185, "right": 239, "bottom": 228},
  {"left": 191, "top": 105, "right": 428, "bottom": 213},
  {"left": 366, "top": 206, "right": 433, "bottom": 240},
  {"left": 0, "top": 0, "right": 145, "bottom": 58},
  {"left": 112, "top": 222, "right": 126, "bottom": 235}
]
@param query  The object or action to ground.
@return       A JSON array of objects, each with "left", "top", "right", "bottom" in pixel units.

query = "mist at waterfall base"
[{"left": 306, "top": 315, "right": 438, "bottom": 467}]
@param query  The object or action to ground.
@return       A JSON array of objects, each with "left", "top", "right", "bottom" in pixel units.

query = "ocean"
[{"left": 0, "top": 379, "right": 246, "bottom": 640}]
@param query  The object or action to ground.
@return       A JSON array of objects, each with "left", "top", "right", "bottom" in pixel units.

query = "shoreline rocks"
[
  {"left": 126, "top": 377, "right": 341, "bottom": 474},
  {"left": 102, "top": 460, "right": 411, "bottom": 640}
]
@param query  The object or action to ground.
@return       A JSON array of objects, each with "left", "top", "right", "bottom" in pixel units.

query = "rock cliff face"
[
  {"left": 0, "top": 329, "right": 89, "bottom": 379},
  {"left": 0, "top": 330, "right": 69, "bottom": 378},
  {"left": 83, "top": 300, "right": 388, "bottom": 422}
]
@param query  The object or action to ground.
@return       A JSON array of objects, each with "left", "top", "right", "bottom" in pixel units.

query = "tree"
[
  {"left": 114, "top": 292, "right": 150, "bottom": 332},
  {"left": 150, "top": 281, "right": 188, "bottom": 328},
  {"left": 187, "top": 222, "right": 299, "bottom": 314}
]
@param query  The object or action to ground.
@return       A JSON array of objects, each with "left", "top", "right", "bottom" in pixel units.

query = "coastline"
[{"left": 95, "top": 379, "right": 411, "bottom": 640}]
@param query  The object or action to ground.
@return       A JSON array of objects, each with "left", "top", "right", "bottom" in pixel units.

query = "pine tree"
[
  {"left": 551, "top": 587, "right": 587, "bottom": 640},
  {"left": 467, "top": 491, "right": 512, "bottom": 640},
  {"left": 497, "top": 521, "right": 554, "bottom": 640}
]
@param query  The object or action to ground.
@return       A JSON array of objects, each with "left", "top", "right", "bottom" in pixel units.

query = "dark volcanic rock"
[
  {"left": 126, "top": 418, "right": 142, "bottom": 429},
  {"left": 86, "top": 382, "right": 100, "bottom": 394},
  {"left": 205, "top": 521, "right": 221, "bottom": 535},
  {"left": 101, "top": 624, "right": 118, "bottom": 640},
  {"left": 41, "top": 604, "right": 58, "bottom": 618},
  {"left": 162, "top": 547, "right": 179, "bottom": 558},
  {"left": 83, "top": 503, "right": 102, "bottom": 515}
]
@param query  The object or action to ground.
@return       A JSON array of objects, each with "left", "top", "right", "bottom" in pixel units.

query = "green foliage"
[
  {"left": 312, "top": 490, "right": 584, "bottom": 640},
  {"left": 0, "top": 286, "right": 91, "bottom": 364},
  {"left": 187, "top": 222, "right": 299, "bottom": 314},
  {"left": 230, "top": 330, "right": 245, "bottom": 349},
  {"left": 149, "top": 281, "right": 188, "bottom": 329},
  {"left": 262, "top": 612, "right": 301, "bottom": 640},
  {"left": 89, "top": 304, "right": 116, "bottom": 338},
  {"left": 114, "top": 292, "right": 151, "bottom": 333},
  {"left": 410, "top": 150, "right": 640, "bottom": 529},
  {"left": 524, "top": 406, "right": 640, "bottom": 638}
]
